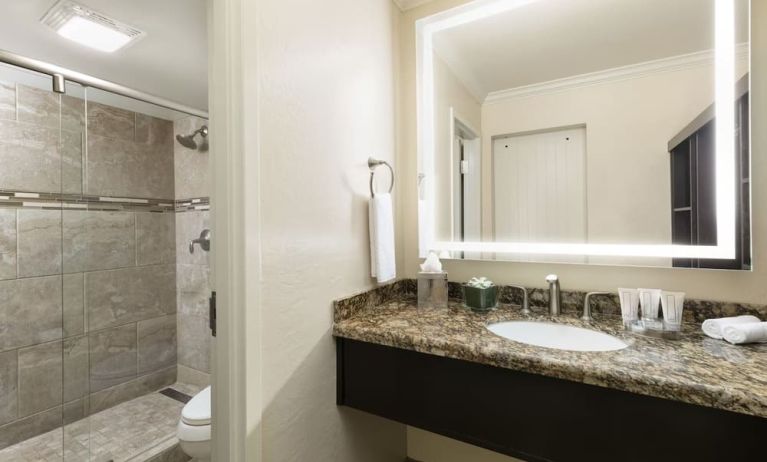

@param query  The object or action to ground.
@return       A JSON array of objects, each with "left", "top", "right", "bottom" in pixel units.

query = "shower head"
[{"left": 176, "top": 125, "right": 209, "bottom": 151}]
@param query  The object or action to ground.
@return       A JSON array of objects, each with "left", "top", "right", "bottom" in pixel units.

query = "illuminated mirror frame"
[{"left": 416, "top": 0, "right": 743, "bottom": 261}]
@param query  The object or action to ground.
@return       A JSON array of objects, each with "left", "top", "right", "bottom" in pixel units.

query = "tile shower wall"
[
  {"left": 174, "top": 116, "right": 211, "bottom": 381},
  {"left": 0, "top": 81, "right": 178, "bottom": 450}
]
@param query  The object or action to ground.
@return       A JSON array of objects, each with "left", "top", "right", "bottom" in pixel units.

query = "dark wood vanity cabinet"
[
  {"left": 337, "top": 338, "right": 766, "bottom": 462},
  {"left": 669, "top": 80, "right": 750, "bottom": 269}
]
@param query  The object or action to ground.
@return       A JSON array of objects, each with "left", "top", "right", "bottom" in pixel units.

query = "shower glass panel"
[
  {"left": 0, "top": 60, "right": 207, "bottom": 461},
  {"left": 0, "top": 61, "right": 69, "bottom": 460},
  {"left": 71, "top": 87, "right": 192, "bottom": 462}
]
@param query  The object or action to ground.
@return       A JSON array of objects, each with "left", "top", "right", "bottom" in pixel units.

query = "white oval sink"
[{"left": 487, "top": 321, "right": 628, "bottom": 352}]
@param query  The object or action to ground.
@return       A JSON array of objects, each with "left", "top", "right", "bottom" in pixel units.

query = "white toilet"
[{"left": 177, "top": 386, "right": 212, "bottom": 461}]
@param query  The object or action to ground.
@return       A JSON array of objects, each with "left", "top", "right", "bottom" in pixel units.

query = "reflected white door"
[{"left": 492, "top": 127, "right": 587, "bottom": 262}]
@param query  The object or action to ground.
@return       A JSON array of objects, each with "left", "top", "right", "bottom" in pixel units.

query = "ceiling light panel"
[{"left": 41, "top": 0, "right": 145, "bottom": 52}]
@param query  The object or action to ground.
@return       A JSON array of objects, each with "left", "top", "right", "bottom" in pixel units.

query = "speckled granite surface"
[{"left": 333, "top": 291, "right": 767, "bottom": 419}]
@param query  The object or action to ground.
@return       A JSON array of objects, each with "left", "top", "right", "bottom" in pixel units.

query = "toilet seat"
[
  {"left": 178, "top": 385, "right": 212, "bottom": 460},
  {"left": 181, "top": 386, "right": 211, "bottom": 426}
]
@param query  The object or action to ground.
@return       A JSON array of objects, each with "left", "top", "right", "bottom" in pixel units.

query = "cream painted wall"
[
  {"left": 481, "top": 61, "right": 746, "bottom": 267},
  {"left": 408, "top": 427, "right": 522, "bottom": 462},
  {"left": 253, "top": 0, "right": 406, "bottom": 460},
  {"left": 434, "top": 52, "right": 482, "bottom": 241},
  {"left": 400, "top": 0, "right": 767, "bottom": 457}
]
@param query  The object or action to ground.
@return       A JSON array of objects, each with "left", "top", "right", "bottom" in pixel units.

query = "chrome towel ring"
[{"left": 368, "top": 157, "right": 394, "bottom": 197}]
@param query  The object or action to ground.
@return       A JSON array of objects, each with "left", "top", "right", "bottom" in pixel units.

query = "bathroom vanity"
[
  {"left": 333, "top": 283, "right": 767, "bottom": 462},
  {"left": 349, "top": 0, "right": 766, "bottom": 460}
]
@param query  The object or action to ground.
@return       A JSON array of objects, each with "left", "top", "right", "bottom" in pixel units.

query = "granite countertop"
[{"left": 333, "top": 297, "right": 767, "bottom": 419}]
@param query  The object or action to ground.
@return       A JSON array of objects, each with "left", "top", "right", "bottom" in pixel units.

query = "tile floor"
[{"left": 0, "top": 382, "right": 203, "bottom": 462}]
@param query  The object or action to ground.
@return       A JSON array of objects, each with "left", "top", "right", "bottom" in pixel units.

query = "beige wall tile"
[
  {"left": 61, "top": 129, "right": 84, "bottom": 195},
  {"left": 0, "top": 406, "right": 61, "bottom": 450},
  {"left": 62, "top": 398, "right": 88, "bottom": 426},
  {"left": 173, "top": 116, "right": 210, "bottom": 199},
  {"left": 87, "top": 102, "right": 134, "bottom": 141},
  {"left": 138, "top": 315, "right": 177, "bottom": 374},
  {"left": 175, "top": 211, "right": 209, "bottom": 266},
  {"left": 86, "top": 264, "right": 176, "bottom": 331},
  {"left": 175, "top": 208, "right": 211, "bottom": 375},
  {"left": 0, "top": 209, "right": 16, "bottom": 280},
  {"left": 85, "top": 134, "right": 136, "bottom": 196},
  {"left": 86, "top": 134, "right": 174, "bottom": 198},
  {"left": 88, "top": 324, "right": 138, "bottom": 392},
  {"left": 177, "top": 263, "right": 209, "bottom": 318},
  {"left": 63, "top": 335, "right": 89, "bottom": 402},
  {"left": 0, "top": 350, "right": 17, "bottom": 426},
  {"left": 61, "top": 94, "right": 85, "bottom": 133},
  {"left": 135, "top": 142, "right": 175, "bottom": 198},
  {"left": 177, "top": 364, "right": 210, "bottom": 389},
  {"left": 0, "top": 81, "right": 14, "bottom": 121},
  {"left": 17, "top": 209, "right": 62, "bottom": 278},
  {"left": 177, "top": 313, "right": 210, "bottom": 373},
  {"left": 136, "top": 212, "right": 176, "bottom": 266},
  {"left": 63, "top": 273, "right": 85, "bottom": 338},
  {"left": 88, "top": 366, "right": 176, "bottom": 415},
  {"left": 17, "top": 341, "right": 63, "bottom": 418},
  {"left": 17, "top": 85, "right": 59, "bottom": 129},
  {"left": 0, "top": 276, "right": 62, "bottom": 351},
  {"left": 136, "top": 114, "right": 173, "bottom": 146},
  {"left": 63, "top": 210, "right": 135, "bottom": 273},
  {"left": 0, "top": 120, "right": 60, "bottom": 192}
]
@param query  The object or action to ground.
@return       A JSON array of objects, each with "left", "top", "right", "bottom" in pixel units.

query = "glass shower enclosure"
[{"left": 0, "top": 51, "right": 209, "bottom": 461}]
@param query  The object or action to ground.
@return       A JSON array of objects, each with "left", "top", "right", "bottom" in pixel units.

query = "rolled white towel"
[
  {"left": 701, "top": 315, "right": 760, "bottom": 339},
  {"left": 723, "top": 322, "right": 767, "bottom": 345}
]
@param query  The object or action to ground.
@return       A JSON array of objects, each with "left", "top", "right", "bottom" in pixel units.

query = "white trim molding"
[
  {"left": 209, "top": 0, "right": 261, "bottom": 460},
  {"left": 485, "top": 44, "right": 749, "bottom": 103},
  {"left": 394, "top": 0, "right": 437, "bottom": 12}
]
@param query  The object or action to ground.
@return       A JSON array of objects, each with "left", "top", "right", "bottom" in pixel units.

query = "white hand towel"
[
  {"left": 701, "top": 315, "right": 760, "bottom": 339},
  {"left": 723, "top": 322, "right": 767, "bottom": 345},
  {"left": 369, "top": 193, "right": 396, "bottom": 284}
]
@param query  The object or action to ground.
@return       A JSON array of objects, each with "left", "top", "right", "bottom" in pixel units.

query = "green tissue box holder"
[{"left": 463, "top": 284, "right": 498, "bottom": 312}]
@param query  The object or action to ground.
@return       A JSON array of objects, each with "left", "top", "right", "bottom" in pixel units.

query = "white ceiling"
[
  {"left": 0, "top": 0, "right": 208, "bottom": 111},
  {"left": 433, "top": 0, "right": 749, "bottom": 100}
]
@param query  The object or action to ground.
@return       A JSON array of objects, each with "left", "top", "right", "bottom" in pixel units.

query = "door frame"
[
  {"left": 449, "top": 107, "right": 481, "bottom": 259},
  {"left": 209, "top": 0, "right": 262, "bottom": 460}
]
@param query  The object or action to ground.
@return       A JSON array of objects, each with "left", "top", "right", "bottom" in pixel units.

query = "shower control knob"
[{"left": 189, "top": 229, "right": 211, "bottom": 253}]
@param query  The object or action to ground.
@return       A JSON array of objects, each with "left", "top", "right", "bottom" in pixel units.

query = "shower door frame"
[{"left": 0, "top": 48, "right": 208, "bottom": 119}]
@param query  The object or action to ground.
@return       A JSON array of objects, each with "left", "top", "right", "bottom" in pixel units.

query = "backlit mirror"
[{"left": 417, "top": 0, "right": 751, "bottom": 269}]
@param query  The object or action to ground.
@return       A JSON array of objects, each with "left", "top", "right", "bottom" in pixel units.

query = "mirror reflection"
[{"left": 428, "top": 0, "right": 750, "bottom": 269}]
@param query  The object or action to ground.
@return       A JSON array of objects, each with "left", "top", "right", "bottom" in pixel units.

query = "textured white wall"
[
  {"left": 408, "top": 427, "right": 522, "bottom": 462},
  {"left": 433, "top": 53, "right": 482, "bottom": 241},
  {"left": 255, "top": 0, "right": 406, "bottom": 461}
]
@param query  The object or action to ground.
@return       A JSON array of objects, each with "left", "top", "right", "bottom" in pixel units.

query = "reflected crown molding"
[
  {"left": 394, "top": 0, "right": 436, "bottom": 11},
  {"left": 485, "top": 44, "right": 749, "bottom": 103}
]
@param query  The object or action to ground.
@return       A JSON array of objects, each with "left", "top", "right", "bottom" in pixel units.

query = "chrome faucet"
[
  {"left": 582, "top": 291, "right": 612, "bottom": 322},
  {"left": 506, "top": 284, "right": 530, "bottom": 315},
  {"left": 545, "top": 274, "right": 561, "bottom": 315}
]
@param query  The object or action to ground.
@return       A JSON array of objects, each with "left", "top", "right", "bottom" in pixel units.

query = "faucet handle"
[
  {"left": 506, "top": 284, "right": 530, "bottom": 315},
  {"left": 583, "top": 291, "right": 612, "bottom": 322}
]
